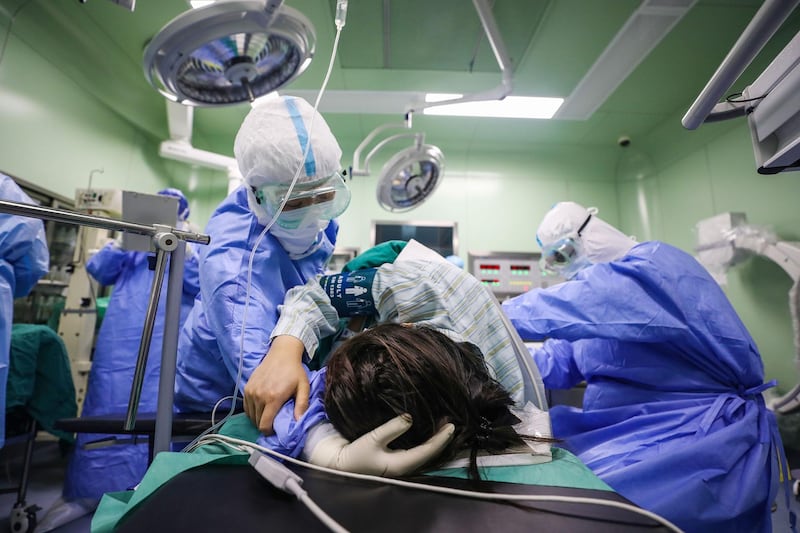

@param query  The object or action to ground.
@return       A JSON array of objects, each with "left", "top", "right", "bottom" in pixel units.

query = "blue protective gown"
[
  {"left": 63, "top": 240, "right": 200, "bottom": 499},
  {"left": 0, "top": 174, "right": 49, "bottom": 449},
  {"left": 174, "top": 186, "right": 338, "bottom": 413},
  {"left": 501, "top": 240, "right": 787, "bottom": 533}
]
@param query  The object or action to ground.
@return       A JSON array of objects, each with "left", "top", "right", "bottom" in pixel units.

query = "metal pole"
[
  {"left": 406, "top": 0, "right": 512, "bottom": 114},
  {"left": 0, "top": 199, "right": 210, "bottom": 245},
  {"left": 124, "top": 244, "right": 169, "bottom": 430},
  {"left": 152, "top": 240, "right": 185, "bottom": 455},
  {"left": 681, "top": 0, "right": 800, "bottom": 130}
]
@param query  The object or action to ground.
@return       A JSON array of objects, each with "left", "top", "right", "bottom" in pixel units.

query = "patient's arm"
[{"left": 244, "top": 335, "right": 309, "bottom": 434}]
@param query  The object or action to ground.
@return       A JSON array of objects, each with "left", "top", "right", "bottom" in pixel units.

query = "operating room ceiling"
[{"left": 1, "top": 0, "right": 799, "bottom": 158}]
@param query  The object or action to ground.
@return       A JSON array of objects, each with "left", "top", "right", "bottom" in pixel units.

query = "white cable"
[
  {"left": 293, "top": 482, "right": 349, "bottom": 533},
  {"left": 192, "top": 434, "right": 684, "bottom": 533},
  {"left": 249, "top": 450, "right": 348, "bottom": 533},
  {"left": 211, "top": 395, "right": 239, "bottom": 426}
]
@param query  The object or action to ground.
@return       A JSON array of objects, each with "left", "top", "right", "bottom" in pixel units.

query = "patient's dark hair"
[{"left": 324, "top": 323, "right": 533, "bottom": 479}]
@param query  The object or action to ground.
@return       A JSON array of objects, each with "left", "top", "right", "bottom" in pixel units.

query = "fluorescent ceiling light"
[
  {"left": 423, "top": 93, "right": 563, "bottom": 119},
  {"left": 556, "top": 0, "right": 698, "bottom": 120}
]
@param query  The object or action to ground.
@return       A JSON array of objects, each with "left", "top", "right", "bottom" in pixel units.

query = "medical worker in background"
[
  {"left": 41, "top": 188, "right": 200, "bottom": 531},
  {"left": 0, "top": 173, "right": 49, "bottom": 449},
  {"left": 501, "top": 201, "right": 788, "bottom": 533},
  {"left": 174, "top": 96, "right": 350, "bottom": 420}
]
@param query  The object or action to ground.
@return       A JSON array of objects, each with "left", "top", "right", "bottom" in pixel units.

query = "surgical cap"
[
  {"left": 536, "top": 201, "right": 637, "bottom": 264},
  {"left": 158, "top": 187, "right": 190, "bottom": 221},
  {"left": 234, "top": 95, "right": 342, "bottom": 189}
]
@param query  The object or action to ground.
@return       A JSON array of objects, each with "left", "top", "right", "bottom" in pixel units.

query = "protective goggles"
[
  {"left": 538, "top": 212, "right": 593, "bottom": 279},
  {"left": 540, "top": 237, "right": 584, "bottom": 277},
  {"left": 254, "top": 172, "right": 351, "bottom": 229}
]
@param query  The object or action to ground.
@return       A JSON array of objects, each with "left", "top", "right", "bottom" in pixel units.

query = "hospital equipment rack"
[{"left": 0, "top": 199, "right": 210, "bottom": 457}]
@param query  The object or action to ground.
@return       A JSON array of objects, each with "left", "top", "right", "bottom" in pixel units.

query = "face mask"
[{"left": 270, "top": 219, "right": 328, "bottom": 259}]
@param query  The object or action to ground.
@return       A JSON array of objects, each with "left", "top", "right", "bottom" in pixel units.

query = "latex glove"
[
  {"left": 244, "top": 335, "right": 310, "bottom": 434},
  {"left": 306, "top": 415, "right": 456, "bottom": 476}
]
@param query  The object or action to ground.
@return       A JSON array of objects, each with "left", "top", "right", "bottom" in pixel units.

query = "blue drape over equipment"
[
  {"left": 0, "top": 174, "right": 49, "bottom": 449},
  {"left": 64, "top": 240, "right": 200, "bottom": 499}
]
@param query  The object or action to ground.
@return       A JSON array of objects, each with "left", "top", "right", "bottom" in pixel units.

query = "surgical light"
[
  {"left": 423, "top": 93, "right": 564, "bottom": 119},
  {"left": 143, "top": 0, "right": 315, "bottom": 106},
  {"left": 351, "top": 118, "right": 445, "bottom": 213},
  {"left": 376, "top": 142, "right": 445, "bottom": 213}
]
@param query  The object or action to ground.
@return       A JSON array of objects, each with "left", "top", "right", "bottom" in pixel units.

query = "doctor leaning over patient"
[{"left": 501, "top": 200, "right": 789, "bottom": 533}]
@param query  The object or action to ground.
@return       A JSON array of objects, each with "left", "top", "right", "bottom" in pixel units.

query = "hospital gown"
[
  {"left": 174, "top": 185, "right": 338, "bottom": 413},
  {"left": 259, "top": 258, "right": 525, "bottom": 456},
  {"left": 501, "top": 240, "right": 785, "bottom": 533}
]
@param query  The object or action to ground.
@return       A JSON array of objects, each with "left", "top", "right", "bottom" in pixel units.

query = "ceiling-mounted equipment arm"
[
  {"left": 406, "top": 0, "right": 513, "bottom": 115},
  {"left": 358, "top": 132, "right": 425, "bottom": 174},
  {"left": 350, "top": 114, "right": 413, "bottom": 177},
  {"left": 681, "top": 0, "right": 799, "bottom": 130},
  {"left": 160, "top": 100, "right": 243, "bottom": 193}
]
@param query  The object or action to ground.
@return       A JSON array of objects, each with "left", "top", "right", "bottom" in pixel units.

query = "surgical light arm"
[{"left": 0, "top": 199, "right": 210, "bottom": 454}]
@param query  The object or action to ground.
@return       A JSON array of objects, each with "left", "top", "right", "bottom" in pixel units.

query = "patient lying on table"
[{"left": 253, "top": 245, "right": 603, "bottom": 486}]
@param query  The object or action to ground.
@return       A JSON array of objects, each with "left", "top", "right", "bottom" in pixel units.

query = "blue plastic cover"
[
  {"left": 0, "top": 174, "right": 49, "bottom": 449},
  {"left": 64, "top": 239, "right": 200, "bottom": 499}
]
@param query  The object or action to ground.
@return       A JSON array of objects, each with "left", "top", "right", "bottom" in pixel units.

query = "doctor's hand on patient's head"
[
  {"left": 307, "top": 415, "right": 456, "bottom": 477},
  {"left": 244, "top": 335, "right": 310, "bottom": 434}
]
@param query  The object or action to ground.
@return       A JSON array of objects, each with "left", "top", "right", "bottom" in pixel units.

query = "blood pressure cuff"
[{"left": 319, "top": 268, "right": 377, "bottom": 317}]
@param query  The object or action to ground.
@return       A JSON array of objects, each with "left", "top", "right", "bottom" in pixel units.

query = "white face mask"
[{"left": 270, "top": 220, "right": 328, "bottom": 259}]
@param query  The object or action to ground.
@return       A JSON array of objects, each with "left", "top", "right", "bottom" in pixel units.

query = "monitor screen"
[{"left": 372, "top": 220, "right": 458, "bottom": 257}]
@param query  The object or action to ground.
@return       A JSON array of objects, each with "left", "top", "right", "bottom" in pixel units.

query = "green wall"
[
  {"left": 334, "top": 140, "right": 619, "bottom": 257},
  {"left": 621, "top": 116, "right": 800, "bottom": 393}
]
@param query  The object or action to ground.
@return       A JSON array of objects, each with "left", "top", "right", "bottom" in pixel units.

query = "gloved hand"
[{"left": 305, "top": 415, "right": 455, "bottom": 476}]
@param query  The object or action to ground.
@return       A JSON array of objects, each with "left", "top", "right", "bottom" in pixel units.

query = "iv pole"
[{"left": 0, "top": 199, "right": 210, "bottom": 455}]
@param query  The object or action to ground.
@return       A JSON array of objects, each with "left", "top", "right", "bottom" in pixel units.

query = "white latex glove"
[{"left": 305, "top": 415, "right": 455, "bottom": 477}]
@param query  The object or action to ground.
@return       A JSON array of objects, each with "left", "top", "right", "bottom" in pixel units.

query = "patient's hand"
[{"left": 244, "top": 335, "right": 309, "bottom": 434}]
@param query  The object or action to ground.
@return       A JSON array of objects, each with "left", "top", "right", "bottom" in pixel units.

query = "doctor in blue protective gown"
[
  {"left": 174, "top": 95, "right": 350, "bottom": 415},
  {"left": 501, "top": 201, "right": 792, "bottom": 533},
  {"left": 56, "top": 188, "right": 199, "bottom": 515},
  {"left": 0, "top": 173, "right": 49, "bottom": 450}
]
